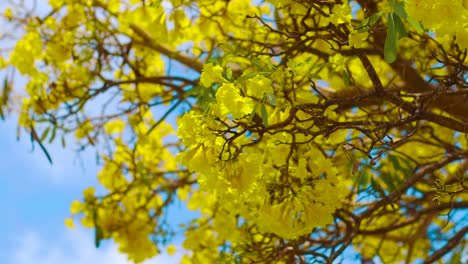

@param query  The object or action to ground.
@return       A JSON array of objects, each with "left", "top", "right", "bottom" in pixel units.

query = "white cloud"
[{"left": 7, "top": 227, "right": 182, "bottom": 264}]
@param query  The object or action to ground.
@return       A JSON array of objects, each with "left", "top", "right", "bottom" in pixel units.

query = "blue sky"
[
  {"left": 0, "top": 114, "right": 184, "bottom": 264},
  {"left": 0, "top": 2, "right": 183, "bottom": 263}
]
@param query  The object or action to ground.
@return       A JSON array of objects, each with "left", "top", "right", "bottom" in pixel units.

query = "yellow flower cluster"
[
  {"left": 67, "top": 110, "right": 177, "bottom": 262},
  {"left": 177, "top": 64, "right": 348, "bottom": 240},
  {"left": 405, "top": 0, "right": 468, "bottom": 50}
]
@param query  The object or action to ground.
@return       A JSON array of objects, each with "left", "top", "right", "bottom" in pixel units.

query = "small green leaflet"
[
  {"left": 370, "top": 177, "right": 387, "bottom": 199},
  {"left": 248, "top": 101, "right": 260, "bottom": 123},
  {"left": 393, "top": 14, "right": 407, "bottom": 38},
  {"left": 358, "top": 12, "right": 383, "bottom": 33},
  {"left": 377, "top": 154, "right": 411, "bottom": 192},
  {"left": 95, "top": 225, "right": 103, "bottom": 248},
  {"left": 342, "top": 69, "right": 350, "bottom": 87},
  {"left": 388, "top": 154, "right": 411, "bottom": 174},
  {"left": 218, "top": 43, "right": 234, "bottom": 54},
  {"left": 384, "top": 14, "right": 398, "bottom": 64},
  {"left": 380, "top": 172, "right": 397, "bottom": 192},
  {"left": 93, "top": 207, "right": 103, "bottom": 248},
  {"left": 370, "top": 12, "right": 383, "bottom": 25},
  {"left": 49, "top": 126, "right": 57, "bottom": 143},
  {"left": 392, "top": 2, "right": 407, "bottom": 19},
  {"left": 3, "top": 77, "right": 10, "bottom": 105},
  {"left": 265, "top": 93, "right": 277, "bottom": 106},
  {"left": 406, "top": 17, "right": 424, "bottom": 34},
  {"left": 237, "top": 71, "right": 258, "bottom": 82},
  {"left": 225, "top": 67, "right": 233, "bottom": 81},
  {"left": 40, "top": 127, "right": 51, "bottom": 142},
  {"left": 261, "top": 103, "right": 268, "bottom": 127},
  {"left": 61, "top": 135, "right": 67, "bottom": 147},
  {"left": 354, "top": 165, "right": 370, "bottom": 188},
  {"left": 251, "top": 58, "right": 267, "bottom": 71}
]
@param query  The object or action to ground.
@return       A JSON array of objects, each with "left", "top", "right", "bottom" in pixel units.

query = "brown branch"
[
  {"left": 356, "top": 50, "right": 384, "bottom": 94},
  {"left": 129, "top": 24, "right": 203, "bottom": 72}
]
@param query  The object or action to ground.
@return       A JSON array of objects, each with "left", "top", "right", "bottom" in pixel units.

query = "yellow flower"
[
  {"left": 176, "top": 112, "right": 203, "bottom": 147},
  {"left": 215, "top": 83, "right": 254, "bottom": 119},
  {"left": 167, "top": 245, "right": 177, "bottom": 256},
  {"left": 171, "top": 9, "right": 190, "bottom": 27},
  {"left": 70, "top": 200, "right": 83, "bottom": 214},
  {"left": 330, "top": 4, "right": 352, "bottom": 26},
  {"left": 48, "top": 0, "right": 64, "bottom": 9},
  {"left": 104, "top": 119, "right": 125, "bottom": 134},
  {"left": 455, "top": 27, "right": 468, "bottom": 51},
  {"left": 329, "top": 53, "right": 346, "bottom": 72},
  {"left": 349, "top": 31, "right": 369, "bottom": 48},
  {"left": 4, "top": 8, "right": 13, "bottom": 20},
  {"left": 247, "top": 75, "right": 273, "bottom": 98},
  {"left": 200, "top": 63, "right": 226, "bottom": 87},
  {"left": 324, "top": 105, "right": 338, "bottom": 119},
  {"left": 83, "top": 187, "right": 96, "bottom": 202},
  {"left": 405, "top": 0, "right": 436, "bottom": 28},
  {"left": 64, "top": 218, "right": 75, "bottom": 229},
  {"left": 75, "top": 120, "right": 94, "bottom": 140}
]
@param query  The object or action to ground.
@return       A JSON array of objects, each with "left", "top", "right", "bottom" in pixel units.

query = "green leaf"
[
  {"left": 206, "top": 56, "right": 223, "bottom": 65},
  {"left": 261, "top": 104, "right": 268, "bottom": 127},
  {"left": 380, "top": 172, "right": 397, "bottom": 192},
  {"left": 0, "top": 105, "right": 4, "bottom": 120},
  {"left": 40, "top": 127, "right": 51, "bottom": 142},
  {"left": 2, "top": 77, "right": 10, "bottom": 105},
  {"left": 95, "top": 225, "right": 103, "bottom": 248},
  {"left": 226, "top": 67, "right": 233, "bottom": 81},
  {"left": 406, "top": 17, "right": 424, "bottom": 34},
  {"left": 49, "top": 126, "right": 57, "bottom": 143},
  {"left": 342, "top": 69, "right": 350, "bottom": 88},
  {"left": 251, "top": 58, "right": 266, "bottom": 71},
  {"left": 219, "top": 43, "right": 233, "bottom": 54},
  {"left": 237, "top": 71, "right": 258, "bottom": 82},
  {"left": 393, "top": 2, "right": 407, "bottom": 19},
  {"left": 370, "top": 12, "right": 383, "bottom": 25},
  {"left": 308, "top": 73, "right": 321, "bottom": 79},
  {"left": 265, "top": 93, "right": 277, "bottom": 106},
  {"left": 357, "top": 19, "right": 370, "bottom": 33},
  {"left": 357, "top": 12, "right": 383, "bottom": 33},
  {"left": 393, "top": 14, "right": 407, "bottom": 38},
  {"left": 61, "top": 136, "right": 67, "bottom": 148},
  {"left": 356, "top": 166, "right": 369, "bottom": 188},
  {"left": 371, "top": 177, "right": 386, "bottom": 198},
  {"left": 384, "top": 14, "right": 398, "bottom": 64},
  {"left": 248, "top": 101, "right": 260, "bottom": 123},
  {"left": 388, "top": 154, "right": 412, "bottom": 179},
  {"left": 186, "top": 85, "right": 201, "bottom": 97},
  {"left": 267, "top": 60, "right": 275, "bottom": 71}
]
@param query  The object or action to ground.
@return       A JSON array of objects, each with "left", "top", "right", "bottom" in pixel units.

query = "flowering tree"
[{"left": 1, "top": 0, "right": 468, "bottom": 263}]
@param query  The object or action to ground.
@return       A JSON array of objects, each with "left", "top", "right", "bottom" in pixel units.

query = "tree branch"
[{"left": 129, "top": 24, "right": 203, "bottom": 72}]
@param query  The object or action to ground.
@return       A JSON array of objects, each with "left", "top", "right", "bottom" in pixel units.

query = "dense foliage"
[{"left": 1, "top": 0, "right": 468, "bottom": 263}]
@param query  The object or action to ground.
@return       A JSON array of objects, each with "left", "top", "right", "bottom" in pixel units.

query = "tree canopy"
[{"left": 1, "top": 0, "right": 468, "bottom": 263}]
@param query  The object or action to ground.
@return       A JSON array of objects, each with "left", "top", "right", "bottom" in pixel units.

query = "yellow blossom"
[{"left": 330, "top": 4, "right": 352, "bottom": 26}]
